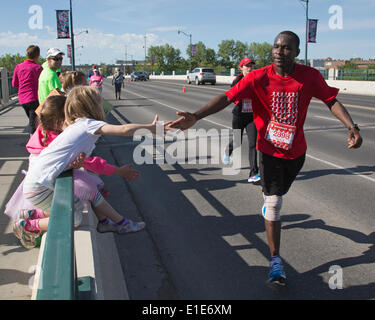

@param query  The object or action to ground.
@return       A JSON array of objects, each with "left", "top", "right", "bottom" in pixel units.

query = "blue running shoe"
[
  {"left": 248, "top": 173, "right": 261, "bottom": 183},
  {"left": 268, "top": 256, "right": 286, "bottom": 286},
  {"left": 223, "top": 155, "right": 231, "bottom": 165}
]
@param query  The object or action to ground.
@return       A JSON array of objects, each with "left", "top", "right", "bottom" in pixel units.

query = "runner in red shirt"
[{"left": 169, "top": 31, "right": 362, "bottom": 286}]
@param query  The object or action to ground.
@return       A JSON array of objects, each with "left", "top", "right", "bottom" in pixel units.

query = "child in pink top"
[{"left": 6, "top": 94, "right": 141, "bottom": 248}]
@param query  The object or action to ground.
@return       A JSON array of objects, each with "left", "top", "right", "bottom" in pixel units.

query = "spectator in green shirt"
[{"left": 38, "top": 48, "right": 64, "bottom": 104}]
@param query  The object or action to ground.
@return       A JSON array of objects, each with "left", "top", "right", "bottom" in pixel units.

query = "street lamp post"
[
  {"left": 300, "top": 0, "right": 309, "bottom": 66},
  {"left": 69, "top": 0, "right": 75, "bottom": 70},
  {"left": 178, "top": 30, "right": 192, "bottom": 71}
]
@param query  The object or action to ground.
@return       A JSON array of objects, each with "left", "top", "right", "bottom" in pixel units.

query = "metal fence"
[
  {"left": 319, "top": 69, "right": 329, "bottom": 79},
  {"left": 337, "top": 69, "right": 375, "bottom": 81},
  {"left": 8, "top": 72, "right": 18, "bottom": 97},
  {"left": 0, "top": 68, "right": 18, "bottom": 102}
]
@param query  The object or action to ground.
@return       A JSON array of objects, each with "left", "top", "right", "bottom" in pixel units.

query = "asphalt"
[{"left": 0, "top": 100, "right": 129, "bottom": 300}]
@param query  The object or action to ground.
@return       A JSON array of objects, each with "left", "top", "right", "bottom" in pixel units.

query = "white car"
[{"left": 187, "top": 67, "right": 216, "bottom": 85}]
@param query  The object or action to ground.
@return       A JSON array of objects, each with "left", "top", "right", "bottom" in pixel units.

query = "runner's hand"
[
  {"left": 348, "top": 129, "right": 362, "bottom": 149},
  {"left": 168, "top": 112, "right": 197, "bottom": 130}
]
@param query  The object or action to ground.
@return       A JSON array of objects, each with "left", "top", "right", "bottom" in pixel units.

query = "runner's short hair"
[
  {"left": 26, "top": 45, "right": 40, "bottom": 60},
  {"left": 277, "top": 31, "right": 300, "bottom": 48}
]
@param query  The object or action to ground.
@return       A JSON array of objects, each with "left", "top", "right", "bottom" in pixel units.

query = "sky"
[{"left": 1, "top": 0, "right": 375, "bottom": 65}]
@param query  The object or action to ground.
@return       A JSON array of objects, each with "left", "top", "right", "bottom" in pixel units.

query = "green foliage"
[
  {"left": 249, "top": 42, "right": 273, "bottom": 68},
  {"left": 0, "top": 53, "right": 46, "bottom": 72},
  {"left": 338, "top": 61, "right": 359, "bottom": 70},
  {"left": 217, "top": 40, "right": 236, "bottom": 69},
  {"left": 186, "top": 41, "right": 217, "bottom": 69},
  {"left": 147, "top": 44, "right": 182, "bottom": 72}
]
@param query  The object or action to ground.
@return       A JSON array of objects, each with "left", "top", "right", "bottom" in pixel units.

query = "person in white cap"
[{"left": 38, "top": 48, "right": 64, "bottom": 104}]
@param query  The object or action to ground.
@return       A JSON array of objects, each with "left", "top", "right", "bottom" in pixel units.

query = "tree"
[
  {"left": 0, "top": 53, "right": 46, "bottom": 73},
  {"left": 147, "top": 44, "right": 182, "bottom": 72},
  {"left": 233, "top": 41, "right": 249, "bottom": 65},
  {"left": 217, "top": 40, "right": 236, "bottom": 69},
  {"left": 338, "top": 61, "right": 358, "bottom": 70},
  {"left": 187, "top": 41, "right": 217, "bottom": 68},
  {"left": 249, "top": 42, "right": 273, "bottom": 68}
]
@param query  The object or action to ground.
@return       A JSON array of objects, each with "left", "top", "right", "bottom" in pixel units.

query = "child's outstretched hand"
[
  {"left": 150, "top": 114, "right": 174, "bottom": 135},
  {"left": 114, "top": 164, "right": 140, "bottom": 181},
  {"left": 69, "top": 152, "right": 87, "bottom": 169}
]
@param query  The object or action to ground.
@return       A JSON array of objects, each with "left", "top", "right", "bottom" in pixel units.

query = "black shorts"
[
  {"left": 259, "top": 152, "right": 305, "bottom": 196},
  {"left": 115, "top": 83, "right": 122, "bottom": 93}
]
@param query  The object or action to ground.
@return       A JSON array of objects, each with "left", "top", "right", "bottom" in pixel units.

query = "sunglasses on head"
[{"left": 51, "top": 57, "right": 63, "bottom": 61}]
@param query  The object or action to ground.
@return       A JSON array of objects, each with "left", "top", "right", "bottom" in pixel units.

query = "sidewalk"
[
  {"left": 0, "top": 103, "right": 129, "bottom": 300},
  {"left": 0, "top": 104, "right": 37, "bottom": 299}
]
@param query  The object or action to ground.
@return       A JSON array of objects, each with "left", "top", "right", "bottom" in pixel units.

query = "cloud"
[
  {"left": 0, "top": 27, "right": 166, "bottom": 63},
  {"left": 148, "top": 26, "right": 182, "bottom": 32}
]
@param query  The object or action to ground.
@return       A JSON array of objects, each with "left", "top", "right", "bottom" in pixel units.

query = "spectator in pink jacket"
[
  {"left": 89, "top": 69, "right": 103, "bottom": 93},
  {"left": 12, "top": 45, "right": 43, "bottom": 135}
]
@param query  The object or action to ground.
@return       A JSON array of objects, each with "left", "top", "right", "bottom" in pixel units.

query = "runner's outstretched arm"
[{"left": 169, "top": 93, "right": 232, "bottom": 130}]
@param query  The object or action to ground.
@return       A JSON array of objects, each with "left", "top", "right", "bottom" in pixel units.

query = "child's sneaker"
[
  {"left": 18, "top": 209, "right": 45, "bottom": 220},
  {"left": 96, "top": 218, "right": 118, "bottom": 233},
  {"left": 117, "top": 219, "right": 145, "bottom": 234},
  {"left": 96, "top": 218, "right": 145, "bottom": 234},
  {"left": 13, "top": 219, "right": 41, "bottom": 249},
  {"left": 268, "top": 256, "right": 286, "bottom": 286}
]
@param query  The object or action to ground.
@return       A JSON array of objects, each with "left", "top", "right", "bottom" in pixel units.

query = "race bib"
[
  {"left": 242, "top": 99, "right": 253, "bottom": 113},
  {"left": 265, "top": 120, "right": 296, "bottom": 150}
]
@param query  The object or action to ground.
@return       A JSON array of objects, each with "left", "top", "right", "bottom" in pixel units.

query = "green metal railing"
[
  {"left": 36, "top": 170, "right": 75, "bottom": 300},
  {"left": 319, "top": 69, "right": 329, "bottom": 79},
  {"left": 0, "top": 70, "right": 18, "bottom": 100},
  {"left": 35, "top": 170, "right": 92, "bottom": 300},
  {"left": 337, "top": 69, "right": 375, "bottom": 81},
  {"left": 8, "top": 72, "right": 18, "bottom": 97}
]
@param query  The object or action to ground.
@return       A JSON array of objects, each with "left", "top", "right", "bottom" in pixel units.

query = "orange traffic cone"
[{"left": 182, "top": 87, "right": 186, "bottom": 93}]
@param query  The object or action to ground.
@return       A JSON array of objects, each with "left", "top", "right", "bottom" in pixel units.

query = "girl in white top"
[{"left": 21, "top": 86, "right": 165, "bottom": 239}]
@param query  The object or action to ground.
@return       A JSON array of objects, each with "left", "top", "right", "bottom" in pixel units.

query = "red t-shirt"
[{"left": 225, "top": 63, "right": 339, "bottom": 159}]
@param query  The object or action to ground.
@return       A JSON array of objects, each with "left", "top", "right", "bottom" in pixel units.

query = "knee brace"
[{"left": 261, "top": 195, "right": 282, "bottom": 221}]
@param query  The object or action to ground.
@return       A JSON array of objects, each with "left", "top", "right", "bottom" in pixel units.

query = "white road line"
[
  {"left": 149, "top": 80, "right": 228, "bottom": 92},
  {"left": 119, "top": 87, "right": 374, "bottom": 184},
  {"left": 125, "top": 88, "right": 231, "bottom": 129},
  {"left": 314, "top": 115, "right": 340, "bottom": 122},
  {"left": 306, "top": 154, "right": 375, "bottom": 183},
  {"left": 311, "top": 98, "right": 374, "bottom": 111}
]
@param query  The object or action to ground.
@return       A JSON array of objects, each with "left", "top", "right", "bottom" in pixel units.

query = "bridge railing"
[{"left": 35, "top": 170, "right": 91, "bottom": 300}]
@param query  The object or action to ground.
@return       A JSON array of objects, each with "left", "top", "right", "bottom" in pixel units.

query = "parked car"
[
  {"left": 131, "top": 71, "right": 147, "bottom": 81},
  {"left": 187, "top": 67, "right": 216, "bottom": 85}
]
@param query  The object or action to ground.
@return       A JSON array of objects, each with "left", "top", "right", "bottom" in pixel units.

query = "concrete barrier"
[{"left": 326, "top": 80, "right": 375, "bottom": 96}]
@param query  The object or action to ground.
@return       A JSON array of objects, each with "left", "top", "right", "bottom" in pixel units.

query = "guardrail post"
[{"left": 0, "top": 67, "right": 9, "bottom": 105}]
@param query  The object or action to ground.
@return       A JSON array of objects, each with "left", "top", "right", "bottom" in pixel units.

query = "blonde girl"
[{"left": 16, "top": 86, "right": 163, "bottom": 247}]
